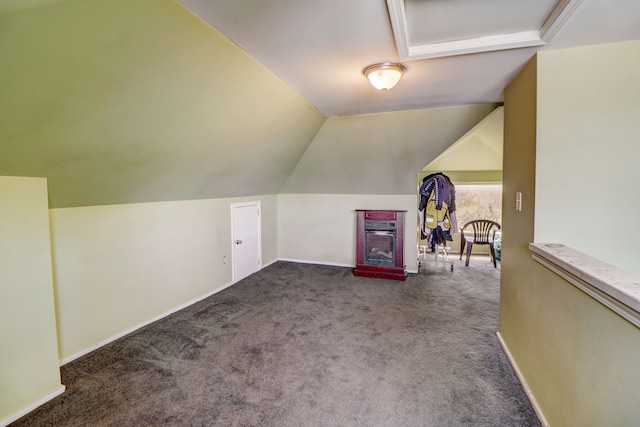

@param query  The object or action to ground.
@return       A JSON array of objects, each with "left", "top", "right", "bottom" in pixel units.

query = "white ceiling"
[{"left": 179, "top": 0, "right": 640, "bottom": 117}]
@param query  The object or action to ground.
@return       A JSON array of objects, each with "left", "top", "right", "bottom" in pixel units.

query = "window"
[{"left": 454, "top": 184, "right": 502, "bottom": 227}]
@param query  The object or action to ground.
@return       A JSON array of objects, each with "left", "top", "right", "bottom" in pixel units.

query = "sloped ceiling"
[
  {"left": 4, "top": 0, "right": 632, "bottom": 208},
  {"left": 0, "top": 0, "right": 65, "bottom": 13},
  {"left": 0, "top": 0, "right": 324, "bottom": 207},
  {"left": 424, "top": 107, "right": 504, "bottom": 172},
  {"left": 281, "top": 104, "right": 496, "bottom": 195}
]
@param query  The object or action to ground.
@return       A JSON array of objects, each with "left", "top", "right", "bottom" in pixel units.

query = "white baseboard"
[
  {"left": 278, "top": 258, "right": 354, "bottom": 268},
  {"left": 60, "top": 280, "right": 235, "bottom": 366},
  {"left": 62, "top": 258, "right": 412, "bottom": 366},
  {"left": 278, "top": 258, "right": 419, "bottom": 275},
  {"left": 60, "top": 258, "right": 338, "bottom": 365},
  {"left": 261, "top": 259, "right": 279, "bottom": 269},
  {"left": 0, "top": 385, "right": 65, "bottom": 427},
  {"left": 496, "top": 332, "right": 550, "bottom": 427},
  {"left": 61, "top": 258, "right": 348, "bottom": 365}
]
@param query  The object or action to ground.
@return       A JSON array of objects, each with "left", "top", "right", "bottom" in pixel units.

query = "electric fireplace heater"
[
  {"left": 354, "top": 210, "right": 407, "bottom": 281},
  {"left": 364, "top": 221, "right": 396, "bottom": 267}
]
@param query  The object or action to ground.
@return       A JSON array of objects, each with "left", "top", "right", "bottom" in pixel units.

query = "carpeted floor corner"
[{"left": 13, "top": 257, "right": 540, "bottom": 426}]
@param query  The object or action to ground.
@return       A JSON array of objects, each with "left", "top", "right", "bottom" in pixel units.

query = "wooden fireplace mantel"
[{"left": 354, "top": 210, "right": 407, "bottom": 281}]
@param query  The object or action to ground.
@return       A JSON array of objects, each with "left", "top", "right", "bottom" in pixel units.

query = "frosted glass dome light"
[{"left": 362, "top": 62, "right": 407, "bottom": 92}]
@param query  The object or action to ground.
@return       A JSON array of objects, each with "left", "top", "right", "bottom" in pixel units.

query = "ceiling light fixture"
[{"left": 362, "top": 62, "right": 407, "bottom": 92}]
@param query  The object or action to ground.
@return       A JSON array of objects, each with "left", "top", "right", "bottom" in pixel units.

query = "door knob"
[{"left": 235, "top": 239, "right": 243, "bottom": 245}]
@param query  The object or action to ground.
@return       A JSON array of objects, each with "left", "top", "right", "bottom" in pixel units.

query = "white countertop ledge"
[{"left": 530, "top": 243, "right": 640, "bottom": 329}]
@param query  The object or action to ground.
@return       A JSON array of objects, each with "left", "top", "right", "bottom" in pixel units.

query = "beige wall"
[
  {"left": 500, "top": 42, "right": 640, "bottom": 427},
  {"left": 278, "top": 194, "right": 419, "bottom": 272},
  {"left": 536, "top": 40, "right": 640, "bottom": 276},
  {"left": 50, "top": 194, "right": 278, "bottom": 362},
  {"left": 0, "top": 176, "right": 63, "bottom": 424}
]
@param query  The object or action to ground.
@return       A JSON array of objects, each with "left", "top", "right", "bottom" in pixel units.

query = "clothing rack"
[
  {"left": 418, "top": 172, "right": 457, "bottom": 272},
  {"left": 418, "top": 243, "right": 454, "bottom": 271}
]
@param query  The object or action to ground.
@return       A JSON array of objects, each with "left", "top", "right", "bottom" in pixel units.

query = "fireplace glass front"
[
  {"left": 364, "top": 217, "right": 397, "bottom": 268},
  {"left": 365, "top": 231, "right": 395, "bottom": 267}
]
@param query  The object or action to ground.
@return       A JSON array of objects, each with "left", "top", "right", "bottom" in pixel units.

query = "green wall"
[
  {"left": 424, "top": 106, "right": 504, "bottom": 173},
  {"left": 280, "top": 105, "right": 496, "bottom": 195},
  {"left": 0, "top": 0, "right": 325, "bottom": 208},
  {"left": 500, "top": 43, "right": 640, "bottom": 426}
]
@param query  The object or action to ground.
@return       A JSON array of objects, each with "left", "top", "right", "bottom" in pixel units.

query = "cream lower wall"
[
  {"left": 50, "top": 194, "right": 278, "bottom": 362},
  {"left": 536, "top": 40, "right": 640, "bottom": 276},
  {"left": 0, "top": 177, "right": 63, "bottom": 425},
  {"left": 277, "top": 194, "right": 419, "bottom": 272},
  {"left": 53, "top": 193, "right": 419, "bottom": 362}
]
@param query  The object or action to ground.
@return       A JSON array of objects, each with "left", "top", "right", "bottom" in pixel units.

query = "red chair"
[{"left": 459, "top": 220, "right": 501, "bottom": 267}]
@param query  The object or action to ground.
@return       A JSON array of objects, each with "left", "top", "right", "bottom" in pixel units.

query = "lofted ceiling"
[
  {"left": 179, "top": 0, "right": 640, "bottom": 117},
  {"left": 0, "top": 0, "right": 638, "bottom": 208},
  {"left": 424, "top": 106, "right": 504, "bottom": 173}
]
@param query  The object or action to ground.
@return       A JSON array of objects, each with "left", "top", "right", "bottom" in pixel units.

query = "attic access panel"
[
  {"left": 389, "top": 0, "right": 584, "bottom": 60},
  {"left": 405, "top": 0, "right": 559, "bottom": 45}
]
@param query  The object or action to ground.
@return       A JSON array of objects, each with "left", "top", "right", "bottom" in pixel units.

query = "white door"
[{"left": 231, "top": 201, "right": 261, "bottom": 282}]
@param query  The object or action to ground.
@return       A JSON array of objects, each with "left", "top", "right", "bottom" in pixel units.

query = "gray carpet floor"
[{"left": 13, "top": 257, "right": 540, "bottom": 426}]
